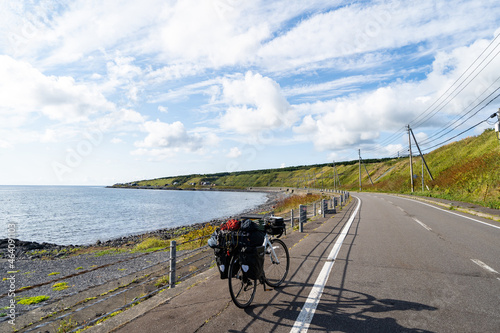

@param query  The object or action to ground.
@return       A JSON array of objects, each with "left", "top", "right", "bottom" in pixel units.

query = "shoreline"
[{"left": 0, "top": 189, "right": 287, "bottom": 260}]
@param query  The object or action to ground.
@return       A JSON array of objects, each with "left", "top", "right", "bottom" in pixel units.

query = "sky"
[{"left": 1, "top": 0, "right": 500, "bottom": 185}]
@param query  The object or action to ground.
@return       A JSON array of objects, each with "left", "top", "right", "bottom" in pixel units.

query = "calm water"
[{"left": 0, "top": 186, "right": 268, "bottom": 245}]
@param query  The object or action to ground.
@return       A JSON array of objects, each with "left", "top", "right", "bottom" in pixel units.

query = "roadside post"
[
  {"left": 299, "top": 205, "right": 307, "bottom": 233},
  {"left": 322, "top": 199, "right": 327, "bottom": 218},
  {"left": 169, "top": 240, "right": 176, "bottom": 288}
]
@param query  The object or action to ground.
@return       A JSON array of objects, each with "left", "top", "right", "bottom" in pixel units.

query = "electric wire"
[
  {"left": 422, "top": 112, "right": 498, "bottom": 152},
  {"left": 419, "top": 74, "right": 500, "bottom": 145},
  {"left": 358, "top": 34, "right": 500, "bottom": 160},
  {"left": 411, "top": 39, "right": 500, "bottom": 129},
  {"left": 420, "top": 84, "right": 500, "bottom": 147}
]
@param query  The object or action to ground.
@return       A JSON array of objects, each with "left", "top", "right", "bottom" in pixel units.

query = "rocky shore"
[
  {"left": 0, "top": 190, "right": 286, "bottom": 260},
  {"left": 0, "top": 190, "right": 288, "bottom": 324}
]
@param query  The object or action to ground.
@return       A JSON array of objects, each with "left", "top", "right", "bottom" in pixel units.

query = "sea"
[{"left": 0, "top": 186, "right": 268, "bottom": 246}]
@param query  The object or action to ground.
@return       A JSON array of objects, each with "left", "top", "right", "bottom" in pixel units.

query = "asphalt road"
[{"left": 113, "top": 193, "right": 500, "bottom": 333}]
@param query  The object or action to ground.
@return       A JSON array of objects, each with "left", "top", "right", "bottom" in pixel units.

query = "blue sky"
[{"left": 1, "top": 0, "right": 500, "bottom": 185}]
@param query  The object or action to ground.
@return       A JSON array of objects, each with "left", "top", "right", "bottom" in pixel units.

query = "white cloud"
[
  {"left": 158, "top": 105, "right": 168, "bottom": 113},
  {"left": 155, "top": 0, "right": 270, "bottom": 67},
  {"left": 0, "top": 55, "right": 114, "bottom": 124},
  {"left": 14, "top": 0, "right": 165, "bottom": 66},
  {"left": 135, "top": 120, "right": 202, "bottom": 151},
  {"left": 227, "top": 147, "right": 242, "bottom": 158},
  {"left": 284, "top": 74, "right": 391, "bottom": 100},
  {"left": 0, "top": 139, "right": 13, "bottom": 149},
  {"left": 219, "top": 71, "right": 297, "bottom": 134},
  {"left": 292, "top": 33, "right": 500, "bottom": 153},
  {"left": 111, "top": 137, "right": 123, "bottom": 144},
  {"left": 258, "top": 1, "right": 499, "bottom": 72}
]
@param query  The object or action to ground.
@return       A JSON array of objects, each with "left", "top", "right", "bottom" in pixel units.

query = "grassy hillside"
[{"left": 114, "top": 129, "right": 500, "bottom": 209}]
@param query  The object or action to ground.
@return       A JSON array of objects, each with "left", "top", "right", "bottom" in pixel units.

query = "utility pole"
[
  {"left": 409, "top": 127, "right": 434, "bottom": 181},
  {"left": 408, "top": 125, "right": 414, "bottom": 193},
  {"left": 359, "top": 149, "right": 362, "bottom": 192}
]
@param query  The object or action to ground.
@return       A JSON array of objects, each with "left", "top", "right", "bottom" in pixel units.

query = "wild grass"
[
  {"left": 273, "top": 193, "right": 323, "bottom": 213},
  {"left": 175, "top": 224, "right": 217, "bottom": 251},
  {"left": 132, "top": 237, "right": 170, "bottom": 252},
  {"left": 52, "top": 282, "right": 69, "bottom": 291},
  {"left": 18, "top": 295, "right": 50, "bottom": 305}
]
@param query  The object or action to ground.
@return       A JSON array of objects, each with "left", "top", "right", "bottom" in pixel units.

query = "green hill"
[{"left": 114, "top": 129, "right": 500, "bottom": 209}]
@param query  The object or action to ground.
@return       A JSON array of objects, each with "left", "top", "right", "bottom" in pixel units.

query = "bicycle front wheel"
[
  {"left": 264, "top": 238, "right": 289, "bottom": 287},
  {"left": 228, "top": 255, "right": 257, "bottom": 308}
]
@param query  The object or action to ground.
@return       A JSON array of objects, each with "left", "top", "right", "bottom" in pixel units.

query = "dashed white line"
[
  {"left": 290, "top": 197, "right": 361, "bottom": 333},
  {"left": 394, "top": 196, "right": 500, "bottom": 230},
  {"left": 471, "top": 259, "right": 499, "bottom": 275},
  {"left": 412, "top": 218, "right": 432, "bottom": 231}
]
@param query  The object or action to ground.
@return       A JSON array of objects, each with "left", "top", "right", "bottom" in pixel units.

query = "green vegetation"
[
  {"left": 48, "top": 272, "right": 60, "bottom": 276},
  {"left": 274, "top": 193, "right": 324, "bottom": 213},
  {"left": 116, "top": 128, "right": 500, "bottom": 209},
  {"left": 154, "top": 275, "right": 169, "bottom": 288},
  {"left": 133, "top": 237, "right": 170, "bottom": 252},
  {"left": 94, "top": 248, "right": 128, "bottom": 257},
  {"left": 52, "top": 282, "right": 69, "bottom": 291},
  {"left": 175, "top": 224, "right": 217, "bottom": 250},
  {"left": 57, "top": 318, "right": 78, "bottom": 333},
  {"left": 18, "top": 295, "right": 50, "bottom": 305}
]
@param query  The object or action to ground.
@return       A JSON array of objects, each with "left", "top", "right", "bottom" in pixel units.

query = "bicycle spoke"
[{"left": 264, "top": 238, "right": 290, "bottom": 288}]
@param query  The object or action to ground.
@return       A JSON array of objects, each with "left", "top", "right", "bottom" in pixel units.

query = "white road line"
[
  {"left": 392, "top": 196, "right": 500, "bottom": 230},
  {"left": 413, "top": 218, "right": 432, "bottom": 231},
  {"left": 471, "top": 259, "right": 499, "bottom": 275},
  {"left": 290, "top": 197, "right": 361, "bottom": 333},
  {"left": 397, "top": 206, "right": 405, "bottom": 213}
]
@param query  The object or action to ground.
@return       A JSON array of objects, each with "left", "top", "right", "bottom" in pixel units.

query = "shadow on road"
[
  {"left": 275, "top": 286, "right": 437, "bottom": 332},
  {"left": 231, "top": 198, "right": 437, "bottom": 332}
]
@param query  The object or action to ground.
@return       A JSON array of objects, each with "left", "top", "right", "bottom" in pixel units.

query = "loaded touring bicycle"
[{"left": 208, "top": 214, "right": 290, "bottom": 308}]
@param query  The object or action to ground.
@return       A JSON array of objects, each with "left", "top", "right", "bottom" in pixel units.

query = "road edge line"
[{"left": 290, "top": 197, "right": 361, "bottom": 333}]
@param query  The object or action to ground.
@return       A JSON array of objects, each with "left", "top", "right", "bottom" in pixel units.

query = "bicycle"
[{"left": 227, "top": 216, "right": 290, "bottom": 308}]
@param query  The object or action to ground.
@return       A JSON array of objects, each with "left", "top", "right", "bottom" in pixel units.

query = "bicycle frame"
[{"left": 263, "top": 234, "right": 280, "bottom": 265}]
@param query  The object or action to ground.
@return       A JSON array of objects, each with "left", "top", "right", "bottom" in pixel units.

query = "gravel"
[{"left": 0, "top": 190, "right": 288, "bottom": 319}]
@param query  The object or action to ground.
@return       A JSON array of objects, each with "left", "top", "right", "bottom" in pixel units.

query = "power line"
[
  {"left": 411, "top": 33, "right": 500, "bottom": 129},
  {"left": 422, "top": 112, "right": 498, "bottom": 152},
  {"left": 420, "top": 75, "right": 500, "bottom": 143}
]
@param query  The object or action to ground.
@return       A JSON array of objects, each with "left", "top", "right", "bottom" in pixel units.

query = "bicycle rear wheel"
[
  {"left": 228, "top": 255, "right": 257, "bottom": 308},
  {"left": 264, "top": 238, "right": 289, "bottom": 287}
]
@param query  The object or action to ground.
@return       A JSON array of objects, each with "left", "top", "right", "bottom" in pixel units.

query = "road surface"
[{"left": 113, "top": 193, "right": 500, "bottom": 333}]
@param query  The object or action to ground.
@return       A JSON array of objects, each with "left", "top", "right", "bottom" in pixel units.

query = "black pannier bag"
[
  {"left": 267, "top": 216, "right": 285, "bottom": 236},
  {"left": 209, "top": 229, "right": 240, "bottom": 279},
  {"left": 213, "top": 247, "right": 230, "bottom": 279},
  {"left": 239, "top": 246, "right": 265, "bottom": 280},
  {"left": 238, "top": 219, "right": 266, "bottom": 248}
]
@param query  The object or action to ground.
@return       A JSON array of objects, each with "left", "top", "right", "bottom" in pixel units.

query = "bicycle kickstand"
[{"left": 260, "top": 276, "right": 273, "bottom": 292}]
